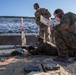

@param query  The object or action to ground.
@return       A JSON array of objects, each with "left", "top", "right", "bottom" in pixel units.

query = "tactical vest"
[{"left": 35, "top": 8, "right": 51, "bottom": 26}]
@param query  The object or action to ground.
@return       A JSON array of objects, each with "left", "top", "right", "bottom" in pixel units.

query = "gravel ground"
[{"left": 0, "top": 45, "right": 76, "bottom": 75}]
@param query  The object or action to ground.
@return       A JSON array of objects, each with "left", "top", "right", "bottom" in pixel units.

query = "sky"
[{"left": 0, "top": 0, "right": 76, "bottom": 18}]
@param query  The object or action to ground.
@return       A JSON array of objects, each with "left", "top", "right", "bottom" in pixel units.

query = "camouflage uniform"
[
  {"left": 34, "top": 8, "right": 51, "bottom": 42},
  {"left": 54, "top": 12, "right": 76, "bottom": 57},
  {"left": 27, "top": 37, "right": 58, "bottom": 56},
  {"left": 28, "top": 42, "right": 58, "bottom": 56}
]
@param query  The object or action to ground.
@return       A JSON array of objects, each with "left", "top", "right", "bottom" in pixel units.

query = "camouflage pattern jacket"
[
  {"left": 54, "top": 12, "right": 76, "bottom": 49},
  {"left": 34, "top": 8, "right": 51, "bottom": 26},
  {"left": 58, "top": 12, "right": 76, "bottom": 34}
]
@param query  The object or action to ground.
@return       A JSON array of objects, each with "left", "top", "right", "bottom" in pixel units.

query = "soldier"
[
  {"left": 33, "top": 3, "right": 51, "bottom": 43},
  {"left": 53, "top": 9, "right": 76, "bottom": 62},
  {"left": 27, "top": 38, "right": 58, "bottom": 56}
]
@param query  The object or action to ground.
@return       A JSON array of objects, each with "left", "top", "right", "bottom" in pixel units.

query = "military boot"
[
  {"left": 53, "top": 56, "right": 69, "bottom": 62},
  {"left": 53, "top": 51, "right": 69, "bottom": 62},
  {"left": 36, "top": 37, "right": 44, "bottom": 47}
]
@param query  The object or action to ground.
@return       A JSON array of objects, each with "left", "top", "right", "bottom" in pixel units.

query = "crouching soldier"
[{"left": 53, "top": 9, "right": 76, "bottom": 62}]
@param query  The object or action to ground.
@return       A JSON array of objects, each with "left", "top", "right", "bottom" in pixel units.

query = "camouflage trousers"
[
  {"left": 54, "top": 30, "right": 76, "bottom": 57},
  {"left": 39, "top": 24, "right": 51, "bottom": 43}
]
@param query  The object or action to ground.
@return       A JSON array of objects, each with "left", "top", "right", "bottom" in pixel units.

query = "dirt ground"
[{"left": 0, "top": 45, "right": 76, "bottom": 75}]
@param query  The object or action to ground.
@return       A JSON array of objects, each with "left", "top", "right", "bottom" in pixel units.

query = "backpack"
[
  {"left": 65, "top": 12, "right": 76, "bottom": 34},
  {"left": 69, "top": 12, "right": 76, "bottom": 26}
]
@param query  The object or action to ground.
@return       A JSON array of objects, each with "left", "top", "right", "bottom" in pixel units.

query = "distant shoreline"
[{"left": 0, "top": 33, "right": 39, "bottom": 36}]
